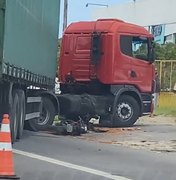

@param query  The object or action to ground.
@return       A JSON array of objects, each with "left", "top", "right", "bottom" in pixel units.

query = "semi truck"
[
  {"left": 58, "top": 19, "right": 155, "bottom": 127},
  {"left": 0, "top": 0, "right": 61, "bottom": 142},
  {"left": 0, "top": 0, "right": 155, "bottom": 142}
]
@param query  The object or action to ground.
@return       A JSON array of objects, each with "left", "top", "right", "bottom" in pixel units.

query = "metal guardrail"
[{"left": 155, "top": 60, "right": 176, "bottom": 91}]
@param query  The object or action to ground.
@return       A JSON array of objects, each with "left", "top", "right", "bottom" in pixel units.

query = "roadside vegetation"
[
  {"left": 156, "top": 92, "right": 176, "bottom": 116},
  {"left": 155, "top": 43, "right": 176, "bottom": 60},
  {"left": 156, "top": 107, "right": 176, "bottom": 116}
]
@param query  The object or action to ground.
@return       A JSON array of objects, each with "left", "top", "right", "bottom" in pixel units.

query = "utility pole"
[{"left": 63, "top": 0, "right": 68, "bottom": 33}]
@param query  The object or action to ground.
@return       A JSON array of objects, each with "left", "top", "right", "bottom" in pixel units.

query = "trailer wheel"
[
  {"left": 10, "top": 91, "right": 20, "bottom": 143},
  {"left": 16, "top": 90, "right": 26, "bottom": 139},
  {"left": 29, "top": 97, "right": 55, "bottom": 131},
  {"left": 113, "top": 95, "right": 139, "bottom": 127}
]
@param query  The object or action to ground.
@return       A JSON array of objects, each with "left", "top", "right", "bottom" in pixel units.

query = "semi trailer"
[{"left": 0, "top": 0, "right": 60, "bottom": 142}]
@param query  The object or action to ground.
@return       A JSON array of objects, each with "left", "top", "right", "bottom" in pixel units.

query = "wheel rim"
[
  {"left": 116, "top": 102, "right": 133, "bottom": 121},
  {"left": 37, "top": 107, "right": 50, "bottom": 125}
]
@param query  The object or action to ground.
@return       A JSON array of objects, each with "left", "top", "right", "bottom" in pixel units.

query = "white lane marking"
[
  {"left": 0, "top": 143, "right": 12, "bottom": 150},
  {"left": 14, "top": 149, "right": 132, "bottom": 180}
]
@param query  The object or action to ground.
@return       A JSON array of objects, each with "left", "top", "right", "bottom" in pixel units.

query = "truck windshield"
[{"left": 120, "top": 35, "right": 152, "bottom": 62}]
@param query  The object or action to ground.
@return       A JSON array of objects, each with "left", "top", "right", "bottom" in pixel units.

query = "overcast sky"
[{"left": 59, "top": 0, "right": 131, "bottom": 36}]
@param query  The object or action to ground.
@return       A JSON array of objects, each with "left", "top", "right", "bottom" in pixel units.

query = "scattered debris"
[
  {"left": 114, "top": 140, "right": 176, "bottom": 153},
  {"left": 47, "top": 116, "right": 176, "bottom": 153},
  {"left": 91, "top": 127, "right": 141, "bottom": 134},
  {"left": 77, "top": 116, "right": 176, "bottom": 153},
  {"left": 89, "top": 116, "right": 100, "bottom": 125},
  {"left": 48, "top": 118, "right": 87, "bottom": 136}
]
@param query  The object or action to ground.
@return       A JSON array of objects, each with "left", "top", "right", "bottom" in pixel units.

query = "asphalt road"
[{"left": 13, "top": 129, "right": 176, "bottom": 180}]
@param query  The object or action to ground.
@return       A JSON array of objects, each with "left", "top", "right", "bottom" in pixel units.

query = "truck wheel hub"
[{"left": 117, "top": 103, "right": 133, "bottom": 120}]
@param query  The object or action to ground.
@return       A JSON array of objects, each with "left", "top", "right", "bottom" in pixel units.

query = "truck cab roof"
[{"left": 65, "top": 19, "right": 152, "bottom": 37}]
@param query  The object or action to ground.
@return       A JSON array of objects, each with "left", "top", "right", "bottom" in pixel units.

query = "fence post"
[
  {"left": 170, "top": 61, "right": 173, "bottom": 90},
  {"left": 159, "top": 60, "right": 162, "bottom": 85}
]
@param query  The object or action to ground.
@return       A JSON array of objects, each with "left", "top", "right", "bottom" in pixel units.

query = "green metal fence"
[{"left": 155, "top": 60, "right": 176, "bottom": 91}]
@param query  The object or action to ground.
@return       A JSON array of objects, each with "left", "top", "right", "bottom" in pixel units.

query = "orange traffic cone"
[{"left": 0, "top": 114, "right": 20, "bottom": 179}]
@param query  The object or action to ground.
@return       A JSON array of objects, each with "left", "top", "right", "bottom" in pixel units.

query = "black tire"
[
  {"left": 10, "top": 90, "right": 20, "bottom": 143},
  {"left": 28, "top": 97, "right": 55, "bottom": 131},
  {"left": 113, "top": 95, "right": 140, "bottom": 127},
  {"left": 16, "top": 90, "right": 26, "bottom": 139}
]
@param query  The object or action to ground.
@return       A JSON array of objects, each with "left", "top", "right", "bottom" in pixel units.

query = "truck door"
[
  {"left": 130, "top": 36, "right": 153, "bottom": 92},
  {"left": 72, "top": 34, "right": 96, "bottom": 82},
  {"left": 60, "top": 33, "right": 96, "bottom": 83}
]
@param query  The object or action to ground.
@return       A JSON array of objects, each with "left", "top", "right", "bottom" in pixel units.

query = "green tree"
[{"left": 155, "top": 43, "right": 176, "bottom": 60}]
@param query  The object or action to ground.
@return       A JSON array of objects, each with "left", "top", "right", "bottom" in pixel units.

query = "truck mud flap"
[
  {"left": 24, "top": 96, "right": 42, "bottom": 131},
  {"left": 25, "top": 97, "right": 42, "bottom": 121}
]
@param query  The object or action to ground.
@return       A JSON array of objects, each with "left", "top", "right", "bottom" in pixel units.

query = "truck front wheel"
[{"left": 113, "top": 95, "right": 140, "bottom": 127}]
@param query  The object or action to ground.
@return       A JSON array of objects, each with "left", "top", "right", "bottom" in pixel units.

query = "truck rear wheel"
[
  {"left": 10, "top": 90, "right": 20, "bottom": 143},
  {"left": 113, "top": 95, "right": 139, "bottom": 127},
  {"left": 16, "top": 90, "right": 26, "bottom": 139},
  {"left": 28, "top": 97, "right": 55, "bottom": 131}
]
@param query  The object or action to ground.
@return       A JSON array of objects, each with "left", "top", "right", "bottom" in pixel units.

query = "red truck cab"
[{"left": 58, "top": 19, "right": 155, "bottom": 127}]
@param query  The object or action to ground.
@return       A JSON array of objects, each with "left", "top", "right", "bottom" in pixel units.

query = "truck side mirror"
[
  {"left": 91, "top": 32, "right": 102, "bottom": 65},
  {"left": 149, "top": 48, "right": 155, "bottom": 64}
]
